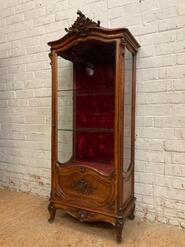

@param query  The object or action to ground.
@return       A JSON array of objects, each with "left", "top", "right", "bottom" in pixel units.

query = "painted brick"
[
  {"left": 139, "top": 127, "right": 175, "bottom": 139},
  {"left": 165, "top": 140, "right": 185, "bottom": 152},
  {"left": 174, "top": 128, "right": 185, "bottom": 139}
]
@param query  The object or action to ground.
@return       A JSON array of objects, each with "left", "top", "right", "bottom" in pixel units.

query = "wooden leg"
[
  {"left": 115, "top": 218, "right": 124, "bottom": 243},
  {"left": 128, "top": 204, "right": 135, "bottom": 220},
  {"left": 48, "top": 202, "right": 56, "bottom": 223}
]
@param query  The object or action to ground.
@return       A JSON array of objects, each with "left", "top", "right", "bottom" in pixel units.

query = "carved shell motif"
[{"left": 65, "top": 10, "right": 100, "bottom": 34}]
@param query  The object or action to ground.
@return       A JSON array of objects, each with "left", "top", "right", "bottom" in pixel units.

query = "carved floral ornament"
[
  {"left": 65, "top": 10, "right": 100, "bottom": 34},
  {"left": 72, "top": 178, "right": 94, "bottom": 195}
]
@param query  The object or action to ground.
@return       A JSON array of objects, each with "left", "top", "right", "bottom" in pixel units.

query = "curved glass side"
[
  {"left": 57, "top": 56, "right": 73, "bottom": 163},
  {"left": 123, "top": 48, "right": 133, "bottom": 173}
]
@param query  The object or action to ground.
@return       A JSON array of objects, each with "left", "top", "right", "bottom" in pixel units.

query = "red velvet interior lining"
[
  {"left": 76, "top": 94, "right": 114, "bottom": 129},
  {"left": 75, "top": 131, "right": 114, "bottom": 163},
  {"left": 74, "top": 62, "right": 115, "bottom": 166},
  {"left": 75, "top": 65, "right": 114, "bottom": 94}
]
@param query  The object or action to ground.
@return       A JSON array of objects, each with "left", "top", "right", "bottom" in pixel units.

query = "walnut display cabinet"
[{"left": 48, "top": 11, "right": 140, "bottom": 243}]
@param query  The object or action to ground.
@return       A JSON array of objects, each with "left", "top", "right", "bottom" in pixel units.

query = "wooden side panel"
[{"left": 122, "top": 176, "right": 132, "bottom": 205}]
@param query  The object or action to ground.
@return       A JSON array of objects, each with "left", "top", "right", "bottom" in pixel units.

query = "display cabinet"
[{"left": 48, "top": 10, "right": 140, "bottom": 243}]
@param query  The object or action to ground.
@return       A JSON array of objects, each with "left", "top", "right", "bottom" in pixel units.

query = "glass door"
[{"left": 57, "top": 41, "right": 116, "bottom": 174}]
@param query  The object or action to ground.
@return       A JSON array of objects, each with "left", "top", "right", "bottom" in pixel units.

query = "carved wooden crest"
[{"left": 65, "top": 10, "right": 100, "bottom": 34}]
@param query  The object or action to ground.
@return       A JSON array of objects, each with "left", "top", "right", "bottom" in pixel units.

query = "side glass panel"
[
  {"left": 123, "top": 48, "right": 133, "bottom": 172},
  {"left": 57, "top": 56, "right": 73, "bottom": 163}
]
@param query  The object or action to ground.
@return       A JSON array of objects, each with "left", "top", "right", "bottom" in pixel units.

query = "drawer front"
[{"left": 55, "top": 165, "right": 115, "bottom": 212}]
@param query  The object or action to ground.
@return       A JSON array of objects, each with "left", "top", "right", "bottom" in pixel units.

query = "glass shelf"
[
  {"left": 57, "top": 89, "right": 115, "bottom": 97},
  {"left": 58, "top": 128, "right": 114, "bottom": 133}
]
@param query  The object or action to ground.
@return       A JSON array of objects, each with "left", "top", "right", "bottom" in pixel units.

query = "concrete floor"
[{"left": 0, "top": 189, "right": 185, "bottom": 247}]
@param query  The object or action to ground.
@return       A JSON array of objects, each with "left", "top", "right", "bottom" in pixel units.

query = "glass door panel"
[{"left": 57, "top": 41, "right": 116, "bottom": 174}]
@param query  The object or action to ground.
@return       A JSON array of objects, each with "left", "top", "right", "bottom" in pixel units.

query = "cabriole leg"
[
  {"left": 128, "top": 204, "right": 135, "bottom": 220},
  {"left": 115, "top": 218, "right": 124, "bottom": 243},
  {"left": 48, "top": 202, "right": 56, "bottom": 223}
]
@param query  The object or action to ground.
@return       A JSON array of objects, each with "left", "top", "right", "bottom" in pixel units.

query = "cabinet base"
[{"left": 48, "top": 198, "right": 135, "bottom": 243}]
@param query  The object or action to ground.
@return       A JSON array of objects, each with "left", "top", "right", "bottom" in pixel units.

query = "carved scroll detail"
[
  {"left": 65, "top": 10, "right": 100, "bottom": 34},
  {"left": 48, "top": 52, "right": 53, "bottom": 66}
]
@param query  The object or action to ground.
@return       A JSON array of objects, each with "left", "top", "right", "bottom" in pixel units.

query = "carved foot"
[
  {"left": 128, "top": 213, "right": 135, "bottom": 220},
  {"left": 128, "top": 204, "right": 135, "bottom": 220},
  {"left": 48, "top": 202, "right": 56, "bottom": 223},
  {"left": 115, "top": 218, "right": 124, "bottom": 243}
]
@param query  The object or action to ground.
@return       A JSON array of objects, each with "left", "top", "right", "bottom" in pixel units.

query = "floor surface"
[{"left": 0, "top": 188, "right": 185, "bottom": 247}]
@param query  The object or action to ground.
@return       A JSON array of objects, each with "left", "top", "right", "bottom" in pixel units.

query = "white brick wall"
[{"left": 0, "top": 0, "right": 185, "bottom": 228}]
